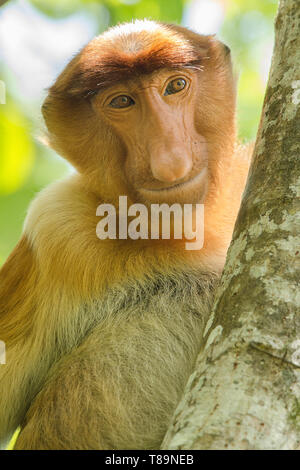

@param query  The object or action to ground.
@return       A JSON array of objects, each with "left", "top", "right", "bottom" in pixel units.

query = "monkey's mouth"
[{"left": 140, "top": 167, "right": 208, "bottom": 193}]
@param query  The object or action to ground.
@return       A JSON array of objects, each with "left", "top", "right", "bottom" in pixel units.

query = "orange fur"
[{"left": 0, "top": 20, "right": 252, "bottom": 450}]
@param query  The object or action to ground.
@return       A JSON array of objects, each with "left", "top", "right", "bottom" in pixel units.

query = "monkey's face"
[
  {"left": 91, "top": 68, "right": 209, "bottom": 205},
  {"left": 42, "top": 21, "right": 236, "bottom": 207}
]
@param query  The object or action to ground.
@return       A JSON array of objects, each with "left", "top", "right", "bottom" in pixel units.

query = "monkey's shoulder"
[
  {"left": 22, "top": 174, "right": 111, "bottom": 288},
  {"left": 23, "top": 173, "right": 103, "bottom": 251}
]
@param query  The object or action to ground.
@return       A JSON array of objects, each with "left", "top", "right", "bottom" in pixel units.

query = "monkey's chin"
[{"left": 137, "top": 168, "right": 209, "bottom": 206}]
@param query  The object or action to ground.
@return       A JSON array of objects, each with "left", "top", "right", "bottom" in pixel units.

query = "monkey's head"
[{"left": 42, "top": 20, "right": 236, "bottom": 206}]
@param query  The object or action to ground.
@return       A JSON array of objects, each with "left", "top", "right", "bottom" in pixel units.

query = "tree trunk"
[{"left": 162, "top": 0, "right": 300, "bottom": 450}]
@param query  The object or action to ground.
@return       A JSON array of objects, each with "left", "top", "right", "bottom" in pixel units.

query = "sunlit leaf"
[
  {"left": 6, "top": 428, "right": 20, "bottom": 450},
  {"left": 0, "top": 103, "right": 35, "bottom": 194}
]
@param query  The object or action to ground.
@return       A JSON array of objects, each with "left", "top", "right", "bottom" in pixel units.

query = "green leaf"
[{"left": 0, "top": 103, "right": 35, "bottom": 194}]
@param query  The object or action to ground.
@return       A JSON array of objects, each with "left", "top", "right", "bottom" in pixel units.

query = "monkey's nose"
[{"left": 151, "top": 155, "right": 192, "bottom": 183}]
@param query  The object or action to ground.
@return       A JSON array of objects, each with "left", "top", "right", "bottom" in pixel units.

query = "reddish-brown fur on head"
[
  {"left": 42, "top": 19, "right": 236, "bottom": 207},
  {"left": 49, "top": 21, "right": 208, "bottom": 99}
]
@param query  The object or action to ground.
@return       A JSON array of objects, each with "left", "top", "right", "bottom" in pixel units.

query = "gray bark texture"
[{"left": 162, "top": 0, "right": 300, "bottom": 450}]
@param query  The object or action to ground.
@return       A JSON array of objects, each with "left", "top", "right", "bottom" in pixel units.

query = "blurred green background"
[{"left": 0, "top": 0, "right": 278, "bottom": 265}]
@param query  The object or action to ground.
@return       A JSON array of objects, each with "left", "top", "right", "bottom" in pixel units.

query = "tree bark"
[{"left": 162, "top": 0, "right": 300, "bottom": 450}]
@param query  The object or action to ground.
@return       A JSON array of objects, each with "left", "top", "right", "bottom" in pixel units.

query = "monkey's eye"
[
  {"left": 109, "top": 95, "right": 135, "bottom": 109},
  {"left": 164, "top": 78, "right": 186, "bottom": 96}
]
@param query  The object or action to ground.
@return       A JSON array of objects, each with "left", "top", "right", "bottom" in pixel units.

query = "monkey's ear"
[
  {"left": 162, "top": 23, "right": 211, "bottom": 55},
  {"left": 217, "top": 40, "right": 231, "bottom": 61},
  {"left": 206, "top": 36, "right": 234, "bottom": 77},
  {"left": 207, "top": 35, "right": 231, "bottom": 60},
  {"left": 223, "top": 43, "right": 231, "bottom": 57},
  {"left": 164, "top": 24, "right": 231, "bottom": 64}
]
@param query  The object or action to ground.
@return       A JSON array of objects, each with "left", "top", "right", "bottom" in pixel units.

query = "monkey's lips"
[
  {"left": 140, "top": 167, "right": 208, "bottom": 194},
  {"left": 137, "top": 167, "right": 209, "bottom": 205}
]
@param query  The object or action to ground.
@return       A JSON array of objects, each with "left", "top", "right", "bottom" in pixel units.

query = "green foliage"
[
  {"left": 106, "top": 0, "right": 185, "bottom": 24},
  {"left": 0, "top": 92, "right": 70, "bottom": 264},
  {"left": 0, "top": 101, "right": 35, "bottom": 194},
  {"left": 30, "top": 0, "right": 98, "bottom": 18},
  {"left": 30, "top": 0, "right": 186, "bottom": 23},
  {"left": 221, "top": 0, "right": 277, "bottom": 140}
]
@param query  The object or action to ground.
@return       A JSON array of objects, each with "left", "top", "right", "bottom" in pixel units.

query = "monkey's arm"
[
  {"left": 0, "top": 177, "right": 109, "bottom": 449},
  {"left": 0, "top": 236, "right": 47, "bottom": 448},
  {"left": 13, "top": 328, "right": 114, "bottom": 450}
]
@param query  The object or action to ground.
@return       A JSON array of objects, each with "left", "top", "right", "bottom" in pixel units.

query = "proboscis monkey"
[{"left": 0, "top": 20, "right": 253, "bottom": 450}]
